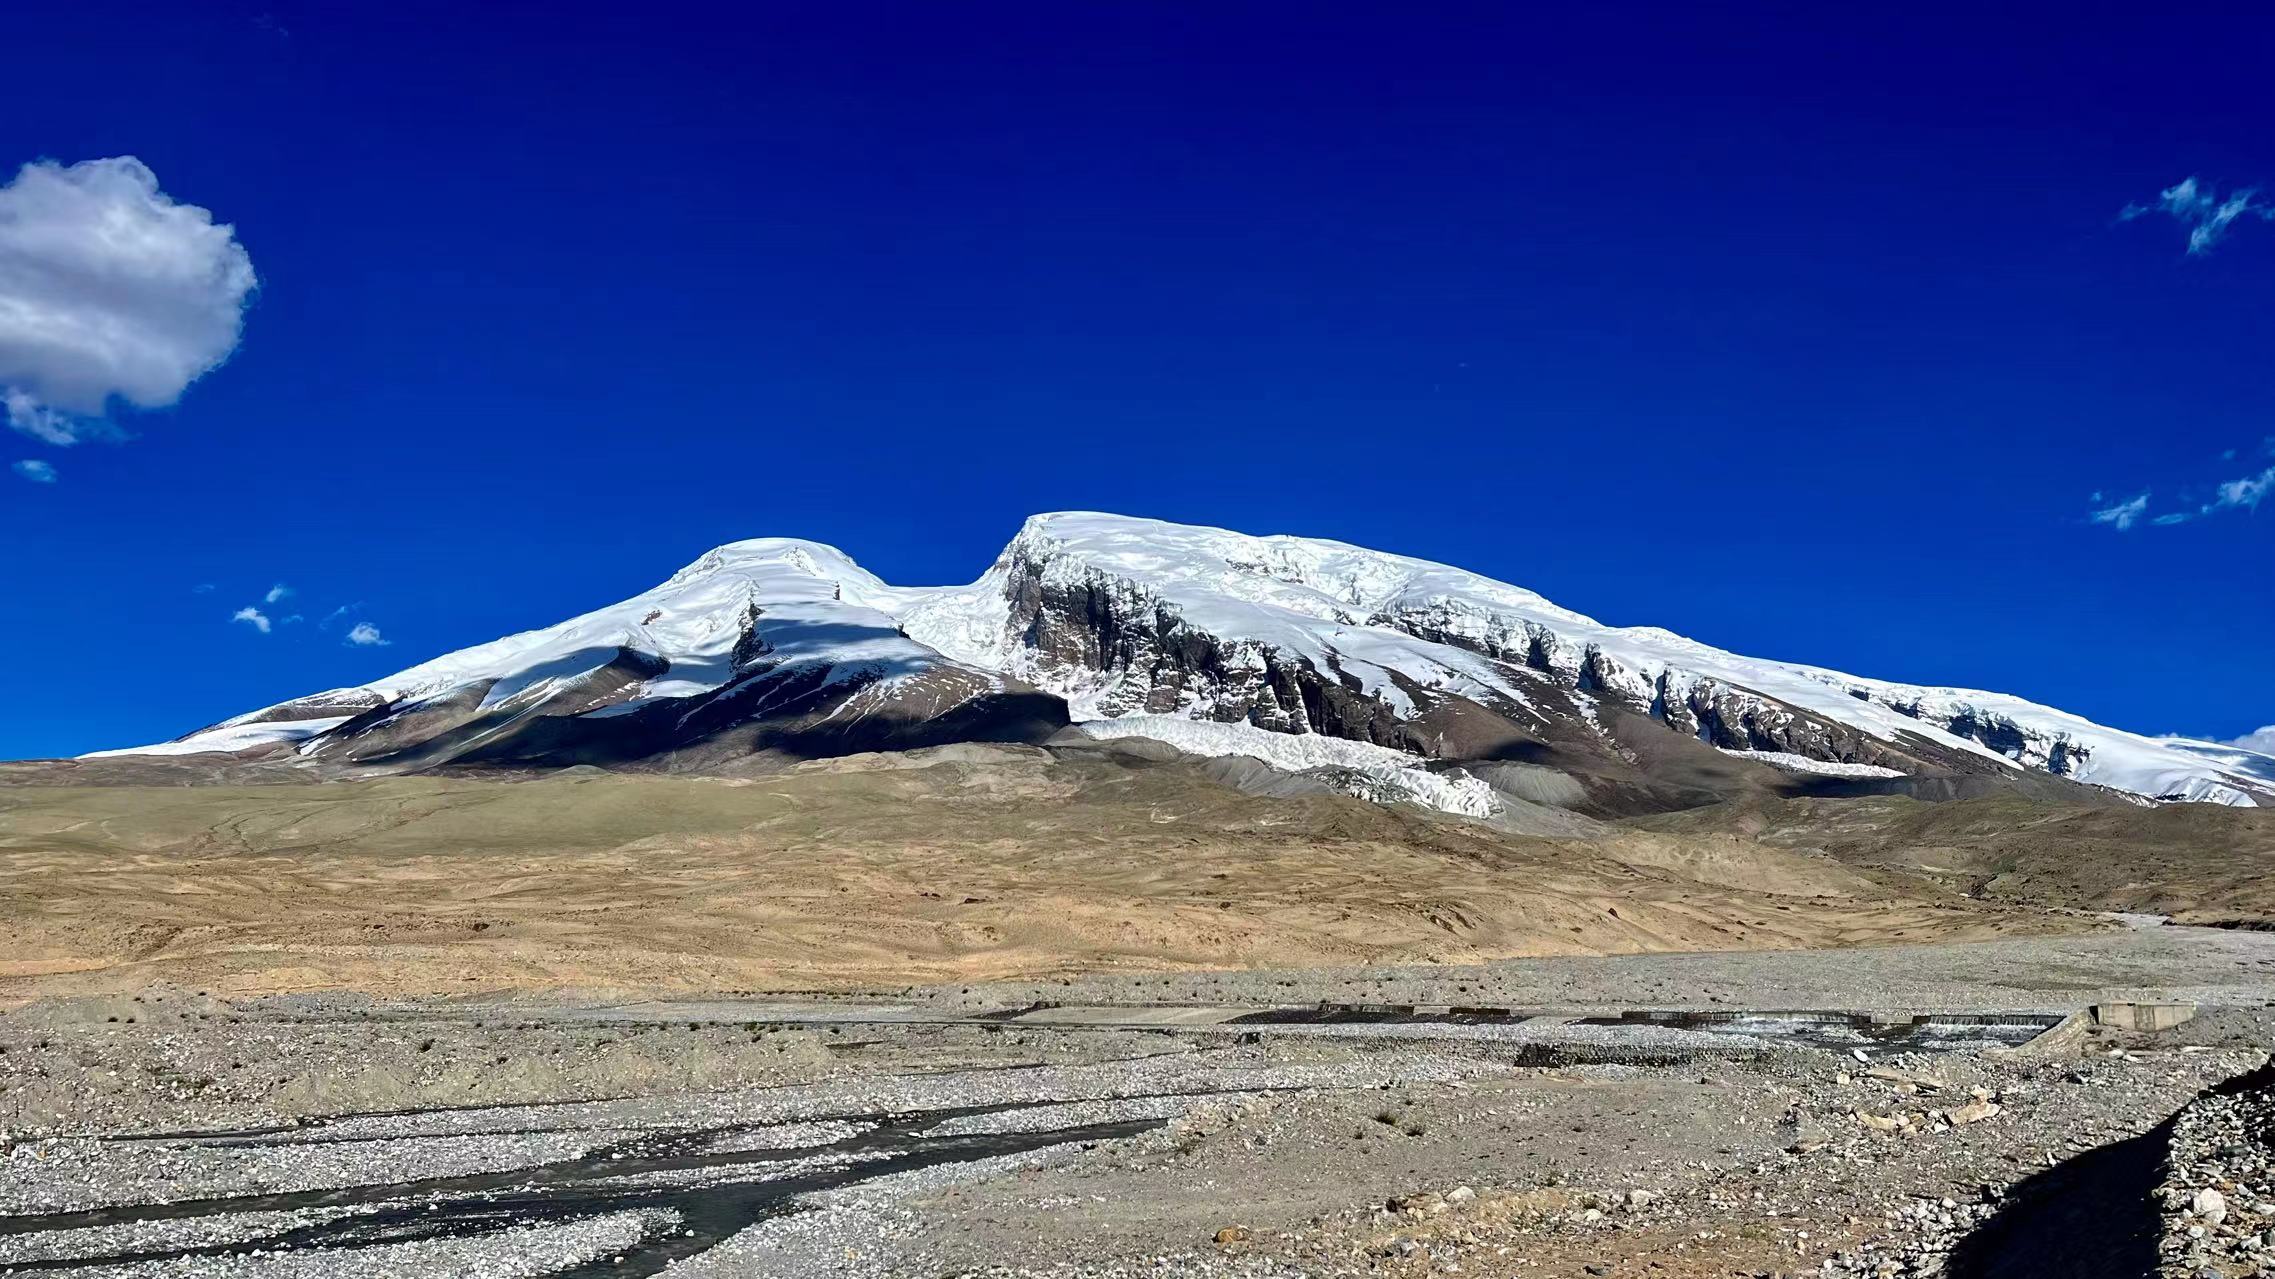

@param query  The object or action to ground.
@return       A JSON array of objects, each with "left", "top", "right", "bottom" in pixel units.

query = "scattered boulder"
[{"left": 1948, "top": 1099, "right": 2001, "bottom": 1125}]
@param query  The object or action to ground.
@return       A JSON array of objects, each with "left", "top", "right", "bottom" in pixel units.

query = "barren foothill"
[{"left": 0, "top": 751, "right": 2084, "bottom": 1001}]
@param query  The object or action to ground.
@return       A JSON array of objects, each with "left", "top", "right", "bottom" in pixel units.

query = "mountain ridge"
[{"left": 85, "top": 511, "right": 2274, "bottom": 810}]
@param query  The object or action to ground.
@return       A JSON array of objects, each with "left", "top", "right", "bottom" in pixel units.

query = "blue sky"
[{"left": 2, "top": 2, "right": 2270, "bottom": 760}]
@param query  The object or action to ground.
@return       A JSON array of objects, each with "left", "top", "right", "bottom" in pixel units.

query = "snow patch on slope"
[
  {"left": 1072, "top": 715, "right": 1500, "bottom": 817},
  {"left": 1719, "top": 749, "right": 1907, "bottom": 779}
]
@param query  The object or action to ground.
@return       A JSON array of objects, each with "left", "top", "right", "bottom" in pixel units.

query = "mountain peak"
[{"left": 664, "top": 537, "right": 874, "bottom": 591}]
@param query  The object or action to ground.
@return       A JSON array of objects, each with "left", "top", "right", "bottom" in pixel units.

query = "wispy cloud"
[
  {"left": 2119, "top": 176, "right": 2275, "bottom": 256},
  {"left": 2089, "top": 443, "right": 2275, "bottom": 531},
  {"left": 220, "top": 595, "right": 390, "bottom": 645},
  {"left": 2131, "top": 462, "right": 2275, "bottom": 527},
  {"left": 4, "top": 390, "right": 111, "bottom": 445},
  {"left": 2229, "top": 726, "right": 2275, "bottom": 754},
  {"left": 2213, "top": 466, "right": 2274, "bottom": 512},
  {"left": 2088, "top": 491, "right": 2148, "bottom": 531},
  {"left": 0, "top": 157, "right": 256, "bottom": 446},
  {"left": 11, "top": 458, "right": 55, "bottom": 483}
]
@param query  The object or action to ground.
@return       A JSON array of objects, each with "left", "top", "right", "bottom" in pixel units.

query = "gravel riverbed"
[{"left": 4, "top": 926, "right": 2273, "bottom": 1277}]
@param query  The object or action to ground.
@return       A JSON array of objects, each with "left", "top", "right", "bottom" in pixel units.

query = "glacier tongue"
[{"left": 1073, "top": 715, "right": 1502, "bottom": 817}]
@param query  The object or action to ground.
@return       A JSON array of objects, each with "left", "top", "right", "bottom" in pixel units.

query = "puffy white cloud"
[
  {"left": 2229, "top": 725, "right": 2275, "bottom": 754},
  {"left": 231, "top": 606, "right": 272, "bottom": 634},
  {"left": 264, "top": 582, "right": 291, "bottom": 604},
  {"left": 322, "top": 604, "right": 390, "bottom": 646},
  {"left": 2119, "top": 176, "right": 2275, "bottom": 256},
  {"left": 2088, "top": 491, "right": 2148, "bottom": 531},
  {"left": 0, "top": 157, "right": 256, "bottom": 445},
  {"left": 11, "top": 458, "right": 55, "bottom": 483}
]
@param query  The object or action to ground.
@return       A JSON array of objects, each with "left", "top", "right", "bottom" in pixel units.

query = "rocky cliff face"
[{"left": 995, "top": 546, "right": 1426, "bottom": 750}]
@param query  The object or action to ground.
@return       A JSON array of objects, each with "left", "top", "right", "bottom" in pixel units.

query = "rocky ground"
[
  {"left": 2158, "top": 1057, "right": 2275, "bottom": 1278},
  {"left": 2, "top": 927, "right": 2271, "bottom": 1277}
]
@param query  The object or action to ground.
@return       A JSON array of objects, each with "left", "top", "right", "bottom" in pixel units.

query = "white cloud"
[
  {"left": 2212, "top": 465, "right": 2274, "bottom": 513},
  {"left": 2130, "top": 463, "right": 2275, "bottom": 527},
  {"left": 2229, "top": 725, "right": 2275, "bottom": 754},
  {"left": 11, "top": 458, "right": 55, "bottom": 483},
  {"left": 322, "top": 603, "right": 390, "bottom": 647},
  {"left": 231, "top": 605, "right": 271, "bottom": 634},
  {"left": 2089, "top": 448, "right": 2275, "bottom": 530},
  {"left": 264, "top": 582, "right": 291, "bottom": 604},
  {"left": 2119, "top": 176, "right": 2275, "bottom": 256},
  {"left": 2088, "top": 491, "right": 2148, "bottom": 531},
  {"left": 4, "top": 388, "right": 107, "bottom": 444},
  {"left": 0, "top": 157, "right": 256, "bottom": 445}
]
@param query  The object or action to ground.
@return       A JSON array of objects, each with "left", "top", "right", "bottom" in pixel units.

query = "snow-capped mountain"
[{"left": 92, "top": 513, "right": 2275, "bottom": 810}]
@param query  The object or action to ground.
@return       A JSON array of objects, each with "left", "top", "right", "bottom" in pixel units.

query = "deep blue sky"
[{"left": 3, "top": 2, "right": 2270, "bottom": 759}]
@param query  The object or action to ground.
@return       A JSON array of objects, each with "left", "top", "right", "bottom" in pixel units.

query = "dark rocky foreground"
[{"left": 2151, "top": 1059, "right": 2275, "bottom": 1278}]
